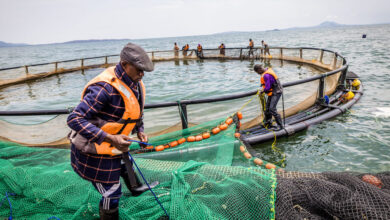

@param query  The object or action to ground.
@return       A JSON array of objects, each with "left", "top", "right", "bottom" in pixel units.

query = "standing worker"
[
  {"left": 254, "top": 64, "right": 284, "bottom": 129},
  {"left": 67, "top": 43, "right": 158, "bottom": 219},
  {"left": 174, "top": 42, "right": 179, "bottom": 58},
  {"left": 262, "top": 40, "right": 271, "bottom": 56},
  {"left": 218, "top": 43, "right": 226, "bottom": 56},
  {"left": 182, "top": 44, "right": 189, "bottom": 57},
  {"left": 248, "top": 39, "right": 254, "bottom": 57},
  {"left": 197, "top": 44, "right": 204, "bottom": 58}
]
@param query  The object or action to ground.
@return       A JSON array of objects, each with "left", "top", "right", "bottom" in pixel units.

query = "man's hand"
[
  {"left": 137, "top": 132, "right": 148, "bottom": 143},
  {"left": 260, "top": 88, "right": 265, "bottom": 94},
  {"left": 104, "top": 134, "right": 132, "bottom": 152}
]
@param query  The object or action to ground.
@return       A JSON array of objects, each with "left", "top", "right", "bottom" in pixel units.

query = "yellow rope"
[
  {"left": 259, "top": 92, "right": 286, "bottom": 167},
  {"left": 235, "top": 90, "right": 261, "bottom": 114}
]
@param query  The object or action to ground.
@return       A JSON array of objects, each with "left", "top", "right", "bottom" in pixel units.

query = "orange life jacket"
[
  {"left": 197, "top": 45, "right": 202, "bottom": 52},
  {"left": 260, "top": 68, "right": 280, "bottom": 96},
  {"left": 71, "top": 66, "right": 145, "bottom": 156},
  {"left": 219, "top": 45, "right": 225, "bottom": 49},
  {"left": 249, "top": 41, "right": 254, "bottom": 48},
  {"left": 184, "top": 45, "right": 189, "bottom": 51}
]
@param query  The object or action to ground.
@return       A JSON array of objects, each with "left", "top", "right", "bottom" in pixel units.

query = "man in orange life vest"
[
  {"left": 67, "top": 43, "right": 158, "bottom": 219},
  {"left": 197, "top": 44, "right": 204, "bottom": 58},
  {"left": 254, "top": 64, "right": 284, "bottom": 129}
]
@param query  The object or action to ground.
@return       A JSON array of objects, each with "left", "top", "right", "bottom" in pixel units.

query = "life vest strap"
[{"left": 116, "top": 118, "right": 141, "bottom": 134}]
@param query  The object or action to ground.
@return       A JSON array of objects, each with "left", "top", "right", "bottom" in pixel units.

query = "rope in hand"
[
  {"left": 259, "top": 92, "right": 286, "bottom": 167},
  {"left": 127, "top": 152, "right": 170, "bottom": 219}
]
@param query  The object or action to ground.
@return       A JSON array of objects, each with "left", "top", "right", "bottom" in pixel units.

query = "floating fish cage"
[{"left": 0, "top": 47, "right": 388, "bottom": 220}]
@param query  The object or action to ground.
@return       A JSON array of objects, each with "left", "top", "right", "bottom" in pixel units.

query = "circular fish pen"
[{"left": 0, "top": 47, "right": 389, "bottom": 220}]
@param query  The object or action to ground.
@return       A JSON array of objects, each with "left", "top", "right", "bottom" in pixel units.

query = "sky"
[{"left": 0, "top": 0, "right": 389, "bottom": 44}]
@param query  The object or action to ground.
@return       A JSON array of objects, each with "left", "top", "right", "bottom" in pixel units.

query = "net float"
[
  {"left": 178, "top": 138, "right": 186, "bottom": 144},
  {"left": 244, "top": 152, "right": 252, "bottom": 159},
  {"left": 219, "top": 123, "right": 228, "bottom": 130},
  {"left": 202, "top": 132, "right": 210, "bottom": 139},
  {"left": 266, "top": 163, "right": 276, "bottom": 169},
  {"left": 155, "top": 145, "right": 165, "bottom": 151},
  {"left": 195, "top": 135, "right": 203, "bottom": 141},
  {"left": 212, "top": 127, "right": 221, "bottom": 134},
  {"left": 187, "top": 136, "right": 196, "bottom": 142}
]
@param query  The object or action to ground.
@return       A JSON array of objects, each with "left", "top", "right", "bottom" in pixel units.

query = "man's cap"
[
  {"left": 120, "top": 43, "right": 154, "bottom": 72},
  {"left": 254, "top": 64, "right": 263, "bottom": 72}
]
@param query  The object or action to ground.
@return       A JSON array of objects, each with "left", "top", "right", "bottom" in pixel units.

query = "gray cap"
[{"left": 120, "top": 43, "right": 154, "bottom": 72}]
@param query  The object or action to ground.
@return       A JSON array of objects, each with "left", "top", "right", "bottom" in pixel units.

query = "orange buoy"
[
  {"left": 237, "top": 111, "right": 243, "bottom": 120},
  {"left": 238, "top": 122, "right": 242, "bottom": 127},
  {"left": 155, "top": 145, "right": 165, "bottom": 151},
  {"left": 212, "top": 127, "right": 221, "bottom": 134},
  {"left": 265, "top": 163, "right": 276, "bottom": 169},
  {"left": 225, "top": 118, "right": 233, "bottom": 125},
  {"left": 239, "top": 145, "right": 246, "bottom": 153},
  {"left": 253, "top": 158, "right": 263, "bottom": 166},
  {"left": 178, "top": 138, "right": 186, "bottom": 144},
  {"left": 202, "top": 132, "right": 210, "bottom": 139},
  {"left": 164, "top": 145, "right": 169, "bottom": 149},
  {"left": 244, "top": 152, "right": 252, "bottom": 159},
  {"left": 170, "top": 141, "right": 178, "bottom": 147},
  {"left": 362, "top": 175, "right": 383, "bottom": 188},
  {"left": 234, "top": 133, "right": 241, "bottom": 138},
  {"left": 219, "top": 123, "right": 228, "bottom": 130},
  {"left": 187, "top": 136, "right": 196, "bottom": 142},
  {"left": 145, "top": 146, "right": 154, "bottom": 150},
  {"left": 195, "top": 135, "right": 203, "bottom": 141}
]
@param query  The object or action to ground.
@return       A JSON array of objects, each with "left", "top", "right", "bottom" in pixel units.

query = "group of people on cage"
[
  {"left": 174, "top": 39, "right": 271, "bottom": 59},
  {"left": 68, "top": 42, "right": 283, "bottom": 220}
]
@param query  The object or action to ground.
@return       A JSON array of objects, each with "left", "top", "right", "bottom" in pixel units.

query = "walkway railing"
[{"left": 0, "top": 47, "right": 348, "bottom": 130}]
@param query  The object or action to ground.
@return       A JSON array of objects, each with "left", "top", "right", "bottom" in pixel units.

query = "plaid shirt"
[{"left": 68, "top": 63, "right": 144, "bottom": 183}]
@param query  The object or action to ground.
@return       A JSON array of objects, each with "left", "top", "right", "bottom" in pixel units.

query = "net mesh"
[{"left": 0, "top": 118, "right": 277, "bottom": 220}]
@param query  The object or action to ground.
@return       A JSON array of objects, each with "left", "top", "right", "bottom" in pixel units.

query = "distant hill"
[
  {"left": 0, "top": 41, "right": 29, "bottom": 47},
  {"left": 62, "top": 39, "right": 130, "bottom": 44},
  {"left": 285, "top": 21, "right": 345, "bottom": 30}
]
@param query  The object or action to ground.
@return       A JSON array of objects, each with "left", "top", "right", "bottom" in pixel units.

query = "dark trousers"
[{"left": 264, "top": 93, "right": 282, "bottom": 123}]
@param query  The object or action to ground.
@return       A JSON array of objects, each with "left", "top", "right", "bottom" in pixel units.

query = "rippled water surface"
[{"left": 1, "top": 24, "right": 389, "bottom": 173}]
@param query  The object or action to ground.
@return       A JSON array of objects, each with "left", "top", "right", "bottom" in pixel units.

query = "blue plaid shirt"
[{"left": 68, "top": 63, "right": 144, "bottom": 183}]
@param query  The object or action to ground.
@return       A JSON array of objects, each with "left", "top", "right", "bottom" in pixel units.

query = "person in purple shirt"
[
  {"left": 67, "top": 43, "right": 157, "bottom": 219},
  {"left": 254, "top": 64, "right": 284, "bottom": 129}
]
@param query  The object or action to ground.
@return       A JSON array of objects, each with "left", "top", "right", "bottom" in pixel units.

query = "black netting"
[{"left": 276, "top": 172, "right": 390, "bottom": 219}]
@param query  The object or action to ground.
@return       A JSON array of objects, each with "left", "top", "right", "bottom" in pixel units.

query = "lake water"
[{"left": 1, "top": 24, "right": 389, "bottom": 173}]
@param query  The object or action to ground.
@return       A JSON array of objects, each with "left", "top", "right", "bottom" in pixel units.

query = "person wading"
[
  {"left": 254, "top": 64, "right": 284, "bottom": 130},
  {"left": 67, "top": 43, "right": 158, "bottom": 220}
]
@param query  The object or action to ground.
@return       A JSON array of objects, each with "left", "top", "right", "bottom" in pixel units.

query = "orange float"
[
  {"left": 212, "top": 127, "right": 221, "bottom": 134},
  {"left": 170, "top": 141, "right": 178, "bottom": 147},
  {"left": 239, "top": 145, "right": 246, "bottom": 153},
  {"left": 195, "top": 135, "right": 203, "bottom": 141},
  {"left": 244, "top": 152, "right": 252, "bottom": 159},
  {"left": 187, "top": 136, "right": 196, "bottom": 142},
  {"left": 178, "top": 138, "right": 186, "bottom": 144},
  {"left": 265, "top": 163, "right": 276, "bottom": 169},
  {"left": 155, "top": 145, "right": 165, "bottom": 151},
  {"left": 237, "top": 111, "right": 243, "bottom": 120},
  {"left": 164, "top": 145, "right": 169, "bottom": 149},
  {"left": 145, "top": 146, "right": 154, "bottom": 150},
  {"left": 225, "top": 118, "right": 233, "bottom": 125},
  {"left": 234, "top": 133, "right": 241, "bottom": 138},
  {"left": 253, "top": 158, "right": 263, "bottom": 166},
  {"left": 202, "top": 132, "right": 210, "bottom": 139},
  {"left": 362, "top": 175, "right": 383, "bottom": 188},
  {"left": 219, "top": 123, "right": 228, "bottom": 130}
]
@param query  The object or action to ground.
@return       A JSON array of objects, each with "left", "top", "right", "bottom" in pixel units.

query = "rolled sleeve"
[{"left": 67, "top": 84, "right": 111, "bottom": 143}]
